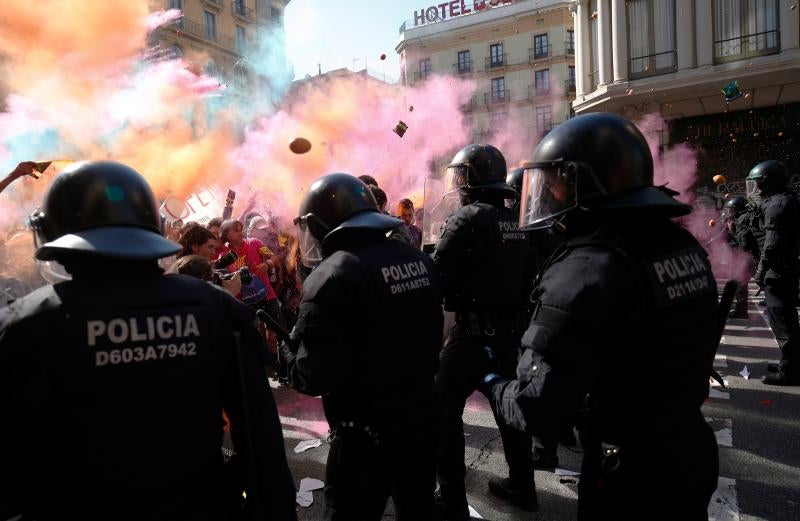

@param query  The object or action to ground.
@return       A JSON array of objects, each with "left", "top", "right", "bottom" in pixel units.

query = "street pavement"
[{"left": 272, "top": 282, "right": 800, "bottom": 520}]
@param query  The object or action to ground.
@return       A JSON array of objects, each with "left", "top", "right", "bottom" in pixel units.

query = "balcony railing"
[
  {"left": 412, "top": 71, "right": 431, "bottom": 82},
  {"left": 530, "top": 44, "right": 552, "bottom": 61},
  {"left": 454, "top": 60, "right": 473, "bottom": 74},
  {"left": 565, "top": 78, "right": 576, "bottom": 93},
  {"left": 485, "top": 90, "right": 510, "bottom": 105},
  {"left": 485, "top": 55, "right": 508, "bottom": 70},
  {"left": 565, "top": 41, "right": 575, "bottom": 55},
  {"left": 231, "top": 2, "right": 254, "bottom": 21},
  {"left": 629, "top": 50, "right": 677, "bottom": 79},
  {"left": 173, "top": 18, "right": 236, "bottom": 52},
  {"left": 529, "top": 83, "right": 551, "bottom": 99},
  {"left": 713, "top": 29, "right": 780, "bottom": 64},
  {"left": 461, "top": 95, "right": 478, "bottom": 111}
]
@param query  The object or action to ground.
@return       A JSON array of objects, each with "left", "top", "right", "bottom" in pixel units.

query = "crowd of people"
[{"left": 0, "top": 112, "right": 797, "bottom": 521}]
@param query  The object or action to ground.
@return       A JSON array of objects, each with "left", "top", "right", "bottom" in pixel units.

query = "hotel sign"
[{"left": 413, "top": 0, "right": 514, "bottom": 27}]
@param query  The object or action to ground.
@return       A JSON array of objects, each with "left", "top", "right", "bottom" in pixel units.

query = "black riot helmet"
[
  {"left": 746, "top": 160, "right": 789, "bottom": 196},
  {"left": 445, "top": 144, "right": 517, "bottom": 199},
  {"left": 294, "top": 173, "right": 402, "bottom": 267},
  {"left": 721, "top": 196, "right": 749, "bottom": 222},
  {"left": 506, "top": 167, "right": 525, "bottom": 194},
  {"left": 519, "top": 112, "right": 691, "bottom": 230},
  {"left": 29, "top": 161, "right": 180, "bottom": 265}
]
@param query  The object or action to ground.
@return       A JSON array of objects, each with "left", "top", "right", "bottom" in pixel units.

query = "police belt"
[
  {"left": 331, "top": 420, "right": 382, "bottom": 445},
  {"left": 454, "top": 310, "right": 520, "bottom": 337}
]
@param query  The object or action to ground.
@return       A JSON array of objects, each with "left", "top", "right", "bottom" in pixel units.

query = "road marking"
[
  {"left": 709, "top": 388, "right": 730, "bottom": 400},
  {"left": 705, "top": 417, "right": 733, "bottom": 447},
  {"left": 714, "top": 355, "right": 728, "bottom": 368},
  {"left": 708, "top": 477, "right": 740, "bottom": 521}
]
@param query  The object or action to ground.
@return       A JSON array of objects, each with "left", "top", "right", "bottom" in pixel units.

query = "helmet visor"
[
  {"left": 294, "top": 218, "right": 323, "bottom": 268},
  {"left": 746, "top": 179, "right": 759, "bottom": 197},
  {"left": 444, "top": 165, "right": 470, "bottom": 194},
  {"left": 29, "top": 221, "right": 72, "bottom": 284},
  {"left": 519, "top": 165, "right": 578, "bottom": 230}
]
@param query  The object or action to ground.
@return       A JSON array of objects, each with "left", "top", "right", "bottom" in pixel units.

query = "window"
[
  {"left": 205, "top": 59, "right": 219, "bottom": 78},
  {"left": 204, "top": 11, "right": 216, "bottom": 40},
  {"left": 535, "top": 69, "right": 550, "bottom": 94},
  {"left": 490, "top": 43, "right": 504, "bottom": 67},
  {"left": 419, "top": 58, "right": 432, "bottom": 79},
  {"left": 567, "top": 65, "right": 576, "bottom": 91},
  {"left": 536, "top": 106, "right": 553, "bottom": 133},
  {"left": 236, "top": 26, "right": 247, "bottom": 52},
  {"left": 627, "top": 0, "right": 676, "bottom": 77},
  {"left": 491, "top": 77, "right": 506, "bottom": 100},
  {"left": 271, "top": 6, "right": 283, "bottom": 24},
  {"left": 713, "top": 0, "right": 779, "bottom": 63},
  {"left": 491, "top": 112, "right": 508, "bottom": 128},
  {"left": 534, "top": 34, "right": 550, "bottom": 58},
  {"left": 169, "top": 0, "right": 182, "bottom": 10},
  {"left": 457, "top": 50, "right": 471, "bottom": 73},
  {"left": 171, "top": 44, "right": 184, "bottom": 59},
  {"left": 566, "top": 30, "right": 575, "bottom": 54}
]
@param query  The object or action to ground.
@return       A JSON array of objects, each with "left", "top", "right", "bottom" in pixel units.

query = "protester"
[
  {"left": 482, "top": 113, "right": 720, "bottom": 520},
  {"left": 0, "top": 161, "right": 40, "bottom": 196},
  {"left": 282, "top": 173, "right": 443, "bottom": 520},
  {"left": 167, "top": 254, "right": 242, "bottom": 297},
  {"left": 369, "top": 185, "right": 388, "bottom": 214},
  {"left": 0, "top": 161, "right": 297, "bottom": 520},
  {"left": 358, "top": 174, "right": 379, "bottom": 187},
  {"left": 178, "top": 223, "right": 218, "bottom": 261},
  {"left": 396, "top": 198, "right": 422, "bottom": 249}
]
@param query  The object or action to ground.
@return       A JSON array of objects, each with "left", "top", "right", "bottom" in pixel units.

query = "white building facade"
[{"left": 572, "top": 0, "right": 800, "bottom": 183}]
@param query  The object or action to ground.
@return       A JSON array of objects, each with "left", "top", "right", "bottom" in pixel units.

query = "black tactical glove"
[{"left": 476, "top": 346, "right": 507, "bottom": 396}]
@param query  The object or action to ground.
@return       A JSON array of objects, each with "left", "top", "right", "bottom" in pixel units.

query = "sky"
[{"left": 284, "top": 0, "right": 419, "bottom": 82}]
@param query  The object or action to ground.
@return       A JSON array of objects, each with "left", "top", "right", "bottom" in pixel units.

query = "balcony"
[
  {"left": 453, "top": 60, "right": 473, "bottom": 75},
  {"left": 201, "top": 0, "right": 223, "bottom": 10},
  {"left": 529, "top": 44, "right": 552, "bottom": 62},
  {"left": 485, "top": 55, "right": 508, "bottom": 71},
  {"left": 528, "top": 83, "right": 551, "bottom": 100},
  {"left": 629, "top": 50, "right": 677, "bottom": 79},
  {"left": 565, "top": 42, "right": 575, "bottom": 55},
  {"left": 412, "top": 71, "right": 431, "bottom": 83},
  {"left": 173, "top": 17, "right": 236, "bottom": 52},
  {"left": 565, "top": 78, "right": 576, "bottom": 93},
  {"left": 484, "top": 90, "right": 510, "bottom": 105},
  {"left": 461, "top": 95, "right": 479, "bottom": 111},
  {"left": 713, "top": 29, "right": 780, "bottom": 64},
  {"left": 231, "top": 2, "right": 254, "bottom": 22}
]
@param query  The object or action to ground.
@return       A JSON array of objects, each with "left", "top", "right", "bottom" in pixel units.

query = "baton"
[{"left": 256, "top": 309, "right": 291, "bottom": 343}]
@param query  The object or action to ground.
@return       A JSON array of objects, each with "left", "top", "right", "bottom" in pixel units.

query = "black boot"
[
  {"left": 487, "top": 478, "right": 538, "bottom": 511},
  {"left": 729, "top": 307, "right": 749, "bottom": 319},
  {"left": 763, "top": 371, "right": 800, "bottom": 386}
]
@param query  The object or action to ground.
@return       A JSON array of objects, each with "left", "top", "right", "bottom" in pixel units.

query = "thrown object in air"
[
  {"left": 722, "top": 81, "right": 743, "bottom": 103},
  {"left": 708, "top": 219, "right": 717, "bottom": 228},
  {"left": 289, "top": 137, "right": 312, "bottom": 154},
  {"left": 712, "top": 174, "right": 727, "bottom": 185},
  {"left": 393, "top": 121, "right": 409, "bottom": 138},
  {"left": 409, "top": 105, "right": 414, "bottom": 112},
  {"left": 380, "top": 53, "right": 387, "bottom": 60}
]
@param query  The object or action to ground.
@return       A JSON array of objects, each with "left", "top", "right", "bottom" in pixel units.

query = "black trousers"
[
  {"left": 322, "top": 426, "right": 435, "bottom": 521},
  {"left": 435, "top": 329, "right": 534, "bottom": 520},
  {"left": 577, "top": 417, "right": 718, "bottom": 521},
  {"left": 764, "top": 276, "right": 800, "bottom": 375}
]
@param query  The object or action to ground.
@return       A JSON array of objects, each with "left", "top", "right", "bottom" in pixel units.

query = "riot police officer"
[
  {"left": 482, "top": 113, "right": 720, "bottom": 520},
  {"left": 433, "top": 145, "right": 536, "bottom": 517},
  {"left": 747, "top": 161, "right": 800, "bottom": 385},
  {"left": 722, "top": 196, "right": 754, "bottom": 319},
  {"left": 0, "top": 161, "right": 297, "bottom": 521},
  {"left": 281, "top": 173, "right": 443, "bottom": 520}
]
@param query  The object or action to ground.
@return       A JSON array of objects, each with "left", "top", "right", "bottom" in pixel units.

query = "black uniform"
[
  {"left": 756, "top": 191, "right": 800, "bottom": 378},
  {"left": 433, "top": 202, "right": 533, "bottom": 517},
  {"left": 284, "top": 235, "right": 443, "bottom": 521},
  {"left": 489, "top": 219, "right": 720, "bottom": 520},
  {"left": 0, "top": 262, "right": 297, "bottom": 520}
]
